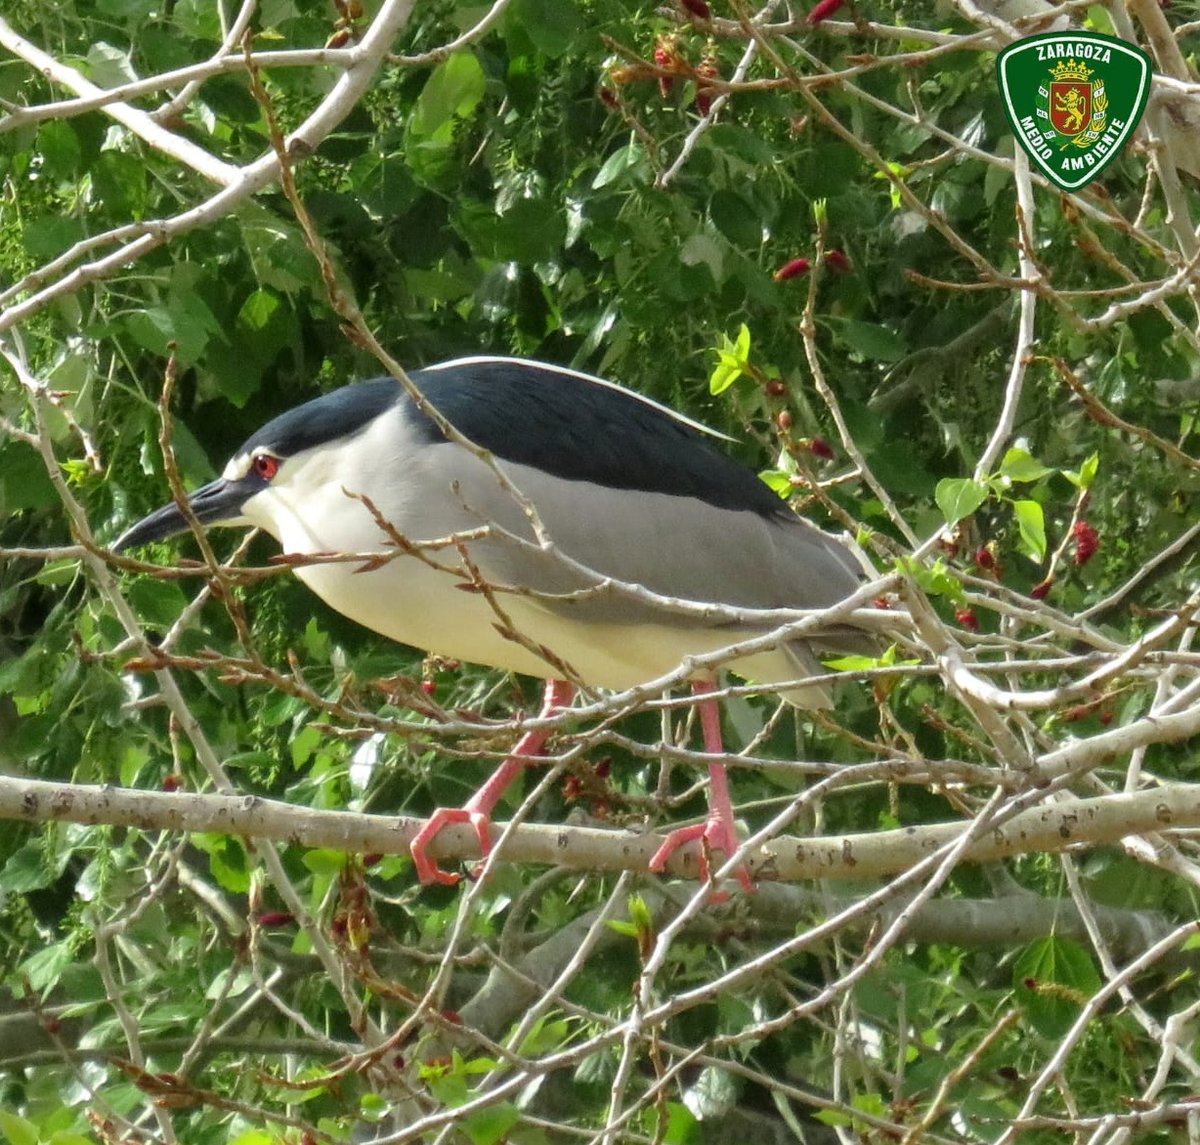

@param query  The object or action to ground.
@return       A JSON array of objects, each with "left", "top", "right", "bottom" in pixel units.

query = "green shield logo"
[{"left": 996, "top": 32, "right": 1152, "bottom": 191}]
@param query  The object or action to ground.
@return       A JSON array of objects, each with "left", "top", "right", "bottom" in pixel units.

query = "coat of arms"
[
  {"left": 996, "top": 32, "right": 1152, "bottom": 191},
  {"left": 1043, "top": 59, "right": 1107, "bottom": 148}
]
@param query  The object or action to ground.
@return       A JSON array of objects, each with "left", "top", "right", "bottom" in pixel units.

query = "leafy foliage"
[{"left": 1, "top": 0, "right": 1199, "bottom": 1142}]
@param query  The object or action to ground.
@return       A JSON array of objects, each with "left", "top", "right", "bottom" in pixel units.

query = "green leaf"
[
  {"left": 874, "top": 161, "right": 908, "bottom": 209},
  {"left": 934, "top": 477, "right": 988, "bottom": 526},
  {"left": 757, "top": 470, "right": 792, "bottom": 498},
  {"left": 301, "top": 618, "right": 331, "bottom": 662},
  {"left": 824, "top": 647, "right": 918, "bottom": 672},
  {"left": 825, "top": 318, "right": 907, "bottom": 362},
  {"left": 709, "top": 324, "right": 751, "bottom": 394},
  {"left": 162, "top": 418, "right": 217, "bottom": 485},
  {"left": 227, "top": 1132, "right": 276, "bottom": 1145},
  {"left": 457, "top": 198, "right": 566, "bottom": 263},
  {"left": 680, "top": 233, "right": 724, "bottom": 285},
  {"left": 626, "top": 893, "right": 653, "bottom": 932},
  {"left": 458, "top": 1056, "right": 502, "bottom": 1076},
  {"left": 1079, "top": 451, "right": 1100, "bottom": 488},
  {"left": 193, "top": 834, "right": 251, "bottom": 893},
  {"left": 461, "top": 1102, "right": 520, "bottom": 1145},
  {"left": 237, "top": 289, "right": 280, "bottom": 332},
  {"left": 125, "top": 299, "right": 222, "bottom": 367},
  {"left": 0, "top": 441, "right": 57, "bottom": 512},
  {"left": 823, "top": 653, "right": 880, "bottom": 671},
  {"left": 683, "top": 1066, "right": 738, "bottom": 1120},
  {"left": 704, "top": 124, "right": 776, "bottom": 165},
  {"left": 404, "top": 268, "right": 472, "bottom": 305},
  {"left": 710, "top": 189, "right": 763, "bottom": 247},
  {"left": 127, "top": 578, "right": 188, "bottom": 627},
  {"left": 710, "top": 363, "right": 740, "bottom": 395},
  {"left": 1014, "top": 937, "right": 1101, "bottom": 1039},
  {"left": 1012, "top": 499, "right": 1047, "bottom": 562},
  {"left": 301, "top": 849, "right": 347, "bottom": 875},
  {"left": 92, "top": 150, "right": 148, "bottom": 218},
  {"left": 506, "top": 0, "right": 581, "bottom": 57},
  {"left": 517, "top": 1015, "right": 571, "bottom": 1057},
  {"left": 0, "top": 842, "right": 56, "bottom": 894},
  {"left": 20, "top": 940, "right": 74, "bottom": 994},
  {"left": 0, "top": 1111, "right": 39, "bottom": 1145},
  {"left": 897, "top": 557, "right": 965, "bottom": 605},
  {"left": 852, "top": 1092, "right": 889, "bottom": 1118},
  {"left": 1064, "top": 450, "right": 1100, "bottom": 490},
  {"left": 734, "top": 322, "right": 750, "bottom": 358},
  {"left": 291, "top": 724, "right": 322, "bottom": 770},
  {"left": 86, "top": 42, "right": 138, "bottom": 87},
  {"left": 201, "top": 74, "right": 261, "bottom": 123},
  {"left": 35, "top": 120, "right": 81, "bottom": 180},
  {"left": 21, "top": 216, "right": 85, "bottom": 260},
  {"left": 663, "top": 1102, "right": 701, "bottom": 1145},
  {"left": 206, "top": 966, "right": 252, "bottom": 1002},
  {"left": 359, "top": 1092, "right": 388, "bottom": 1119},
  {"left": 799, "top": 142, "right": 862, "bottom": 195},
  {"left": 998, "top": 447, "right": 1053, "bottom": 483},
  {"left": 593, "top": 143, "right": 645, "bottom": 189},
  {"left": 411, "top": 53, "right": 485, "bottom": 137}
]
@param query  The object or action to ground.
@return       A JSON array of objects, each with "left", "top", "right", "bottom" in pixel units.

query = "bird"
[{"left": 115, "top": 356, "right": 869, "bottom": 889}]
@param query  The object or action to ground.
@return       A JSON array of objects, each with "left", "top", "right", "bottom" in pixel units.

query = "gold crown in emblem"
[{"left": 1049, "top": 58, "right": 1093, "bottom": 82}]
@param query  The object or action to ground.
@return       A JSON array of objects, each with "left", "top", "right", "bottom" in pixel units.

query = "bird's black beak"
[{"left": 113, "top": 477, "right": 250, "bottom": 553}]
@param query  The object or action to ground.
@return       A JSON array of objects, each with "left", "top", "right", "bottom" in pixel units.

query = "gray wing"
[{"left": 416, "top": 442, "right": 867, "bottom": 639}]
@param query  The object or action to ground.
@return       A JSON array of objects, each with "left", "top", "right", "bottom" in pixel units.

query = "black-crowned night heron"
[{"left": 116, "top": 356, "right": 868, "bottom": 888}]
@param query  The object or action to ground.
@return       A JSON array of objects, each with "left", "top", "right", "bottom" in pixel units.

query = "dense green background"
[{"left": 1, "top": 0, "right": 1198, "bottom": 1141}]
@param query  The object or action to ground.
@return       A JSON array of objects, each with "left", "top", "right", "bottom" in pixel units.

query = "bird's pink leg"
[
  {"left": 410, "top": 678, "right": 575, "bottom": 886},
  {"left": 648, "top": 680, "right": 754, "bottom": 894}
]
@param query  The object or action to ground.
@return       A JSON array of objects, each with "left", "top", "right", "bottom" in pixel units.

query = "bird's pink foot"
[
  {"left": 648, "top": 815, "right": 755, "bottom": 896},
  {"left": 408, "top": 679, "right": 576, "bottom": 886},
  {"left": 409, "top": 808, "right": 494, "bottom": 886}
]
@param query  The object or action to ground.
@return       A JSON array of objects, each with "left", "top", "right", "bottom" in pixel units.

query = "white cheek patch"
[
  {"left": 238, "top": 488, "right": 279, "bottom": 535},
  {"left": 223, "top": 452, "right": 254, "bottom": 481}
]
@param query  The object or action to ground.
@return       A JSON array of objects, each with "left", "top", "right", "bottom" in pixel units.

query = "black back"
[
  {"left": 241, "top": 380, "right": 402, "bottom": 460},
  {"left": 248, "top": 358, "right": 787, "bottom": 518}
]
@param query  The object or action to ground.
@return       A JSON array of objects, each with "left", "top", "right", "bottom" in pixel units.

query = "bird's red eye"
[{"left": 252, "top": 454, "right": 279, "bottom": 481}]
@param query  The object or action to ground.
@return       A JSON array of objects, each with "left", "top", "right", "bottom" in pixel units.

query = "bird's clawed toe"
[
  {"left": 648, "top": 817, "right": 755, "bottom": 896},
  {"left": 409, "top": 808, "right": 495, "bottom": 886}
]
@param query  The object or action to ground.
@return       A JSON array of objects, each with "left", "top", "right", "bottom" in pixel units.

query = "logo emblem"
[{"left": 996, "top": 32, "right": 1152, "bottom": 191}]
